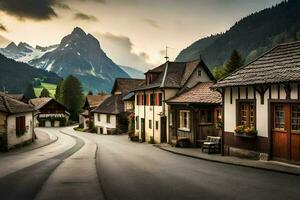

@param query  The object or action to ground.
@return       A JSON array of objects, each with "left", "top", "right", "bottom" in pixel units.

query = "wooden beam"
[
  {"left": 237, "top": 87, "right": 240, "bottom": 99},
  {"left": 277, "top": 84, "right": 280, "bottom": 99},
  {"left": 284, "top": 84, "right": 291, "bottom": 100},
  {"left": 254, "top": 85, "right": 268, "bottom": 105},
  {"left": 298, "top": 83, "right": 300, "bottom": 100},
  {"left": 269, "top": 85, "right": 272, "bottom": 99},
  {"left": 245, "top": 87, "right": 248, "bottom": 99}
]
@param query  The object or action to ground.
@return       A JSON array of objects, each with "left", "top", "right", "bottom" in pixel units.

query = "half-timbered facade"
[
  {"left": 30, "top": 98, "right": 70, "bottom": 127},
  {"left": 213, "top": 41, "right": 300, "bottom": 164},
  {"left": 133, "top": 59, "right": 215, "bottom": 143}
]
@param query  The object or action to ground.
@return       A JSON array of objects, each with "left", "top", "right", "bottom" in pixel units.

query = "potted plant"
[{"left": 234, "top": 125, "right": 257, "bottom": 138}]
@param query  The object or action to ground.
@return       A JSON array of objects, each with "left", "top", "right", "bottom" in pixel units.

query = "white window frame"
[{"left": 179, "top": 110, "right": 190, "bottom": 131}]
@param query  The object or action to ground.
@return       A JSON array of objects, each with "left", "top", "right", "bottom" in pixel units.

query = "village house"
[
  {"left": 133, "top": 59, "right": 216, "bottom": 143},
  {"left": 167, "top": 82, "right": 222, "bottom": 147},
  {"left": 29, "top": 98, "right": 70, "bottom": 127},
  {"left": 213, "top": 41, "right": 300, "bottom": 164},
  {"left": 0, "top": 93, "right": 35, "bottom": 150},
  {"left": 80, "top": 94, "right": 110, "bottom": 129},
  {"left": 93, "top": 78, "right": 145, "bottom": 134},
  {"left": 0, "top": 92, "right": 29, "bottom": 103}
]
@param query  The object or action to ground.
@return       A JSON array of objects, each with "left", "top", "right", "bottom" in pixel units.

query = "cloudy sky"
[{"left": 0, "top": 0, "right": 283, "bottom": 71}]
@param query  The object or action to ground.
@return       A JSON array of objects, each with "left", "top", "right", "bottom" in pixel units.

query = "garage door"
[
  {"left": 45, "top": 121, "right": 51, "bottom": 127},
  {"left": 54, "top": 121, "right": 60, "bottom": 127},
  {"left": 272, "top": 103, "right": 300, "bottom": 162}
]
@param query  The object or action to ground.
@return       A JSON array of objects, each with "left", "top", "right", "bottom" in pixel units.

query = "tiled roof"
[
  {"left": 134, "top": 59, "right": 215, "bottom": 91},
  {"left": 112, "top": 78, "right": 145, "bottom": 95},
  {"left": 29, "top": 97, "right": 52, "bottom": 110},
  {"left": 167, "top": 82, "right": 222, "bottom": 104},
  {"left": 85, "top": 94, "right": 110, "bottom": 109},
  {"left": 213, "top": 41, "right": 300, "bottom": 88},
  {"left": 92, "top": 95, "right": 124, "bottom": 114},
  {"left": 0, "top": 92, "right": 27, "bottom": 102},
  {"left": 0, "top": 93, "right": 34, "bottom": 114}
]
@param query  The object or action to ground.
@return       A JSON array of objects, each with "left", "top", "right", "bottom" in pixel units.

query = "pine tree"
[
  {"left": 224, "top": 50, "right": 244, "bottom": 75},
  {"left": 24, "top": 83, "right": 36, "bottom": 99},
  {"left": 40, "top": 88, "right": 50, "bottom": 98},
  {"left": 61, "top": 75, "right": 83, "bottom": 121},
  {"left": 55, "top": 80, "right": 63, "bottom": 102}
]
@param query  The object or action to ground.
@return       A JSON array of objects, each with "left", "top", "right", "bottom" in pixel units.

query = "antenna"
[{"left": 164, "top": 46, "right": 169, "bottom": 62}]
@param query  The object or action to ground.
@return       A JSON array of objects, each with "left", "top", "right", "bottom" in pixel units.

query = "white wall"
[
  {"left": 185, "top": 66, "right": 211, "bottom": 88},
  {"left": 135, "top": 88, "right": 177, "bottom": 143},
  {"left": 6, "top": 112, "right": 34, "bottom": 149},
  {"left": 94, "top": 113, "right": 116, "bottom": 134}
]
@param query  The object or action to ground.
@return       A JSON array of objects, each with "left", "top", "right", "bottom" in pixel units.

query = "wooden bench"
[{"left": 201, "top": 136, "right": 221, "bottom": 154}]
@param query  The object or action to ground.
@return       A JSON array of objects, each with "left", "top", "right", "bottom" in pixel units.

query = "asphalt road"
[{"left": 0, "top": 127, "right": 299, "bottom": 200}]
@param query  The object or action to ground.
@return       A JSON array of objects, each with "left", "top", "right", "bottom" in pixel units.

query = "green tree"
[
  {"left": 55, "top": 80, "right": 63, "bottom": 102},
  {"left": 213, "top": 66, "right": 225, "bottom": 80},
  {"left": 24, "top": 83, "right": 36, "bottom": 99},
  {"left": 224, "top": 50, "right": 244, "bottom": 75},
  {"left": 88, "top": 91, "right": 93, "bottom": 95},
  {"left": 61, "top": 75, "right": 84, "bottom": 121},
  {"left": 296, "top": 31, "right": 300, "bottom": 41},
  {"left": 39, "top": 88, "right": 50, "bottom": 98}
]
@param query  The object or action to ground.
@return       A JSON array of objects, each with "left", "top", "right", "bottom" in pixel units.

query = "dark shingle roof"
[
  {"left": 0, "top": 93, "right": 34, "bottom": 114},
  {"left": 111, "top": 78, "right": 145, "bottom": 95},
  {"left": 84, "top": 94, "right": 110, "bottom": 109},
  {"left": 92, "top": 95, "right": 124, "bottom": 115},
  {"left": 213, "top": 41, "right": 300, "bottom": 88},
  {"left": 29, "top": 98, "right": 52, "bottom": 110},
  {"left": 167, "top": 82, "right": 222, "bottom": 104},
  {"left": 134, "top": 59, "right": 215, "bottom": 91}
]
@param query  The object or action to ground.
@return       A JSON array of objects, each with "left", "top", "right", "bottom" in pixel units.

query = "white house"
[
  {"left": 0, "top": 93, "right": 35, "bottom": 150},
  {"left": 133, "top": 59, "right": 216, "bottom": 143},
  {"left": 93, "top": 78, "right": 145, "bottom": 134},
  {"left": 213, "top": 41, "right": 300, "bottom": 164}
]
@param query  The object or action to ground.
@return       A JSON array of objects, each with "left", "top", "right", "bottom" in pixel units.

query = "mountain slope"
[
  {"left": 119, "top": 65, "right": 145, "bottom": 79},
  {"left": 29, "top": 27, "right": 130, "bottom": 93},
  {"left": 176, "top": 0, "right": 300, "bottom": 69},
  {"left": 0, "top": 54, "right": 61, "bottom": 94}
]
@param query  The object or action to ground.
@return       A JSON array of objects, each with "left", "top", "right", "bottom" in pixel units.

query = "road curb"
[{"left": 155, "top": 145, "right": 300, "bottom": 176}]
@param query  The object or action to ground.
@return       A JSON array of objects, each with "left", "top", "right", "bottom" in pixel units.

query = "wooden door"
[
  {"left": 161, "top": 117, "right": 167, "bottom": 143},
  {"left": 272, "top": 103, "right": 300, "bottom": 162},
  {"left": 141, "top": 118, "right": 145, "bottom": 142}
]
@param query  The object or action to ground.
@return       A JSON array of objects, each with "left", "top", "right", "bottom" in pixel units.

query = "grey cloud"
[{"left": 74, "top": 12, "right": 98, "bottom": 21}]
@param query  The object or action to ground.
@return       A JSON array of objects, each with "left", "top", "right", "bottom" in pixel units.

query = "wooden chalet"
[
  {"left": 29, "top": 98, "right": 70, "bottom": 127},
  {"left": 213, "top": 41, "right": 300, "bottom": 164},
  {"left": 167, "top": 82, "right": 222, "bottom": 146}
]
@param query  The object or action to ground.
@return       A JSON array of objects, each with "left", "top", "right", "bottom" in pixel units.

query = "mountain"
[
  {"left": 119, "top": 65, "right": 145, "bottom": 79},
  {"left": 0, "top": 54, "right": 61, "bottom": 94},
  {"left": 0, "top": 42, "right": 57, "bottom": 63},
  {"left": 176, "top": 0, "right": 300, "bottom": 69},
  {"left": 29, "top": 27, "right": 130, "bottom": 93}
]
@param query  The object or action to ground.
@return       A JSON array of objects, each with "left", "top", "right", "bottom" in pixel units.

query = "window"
[
  {"left": 149, "top": 120, "right": 152, "bottom": 129},
  {"left": 199, "top": 110, "right": 213, "bottom": 124},
  {"left": 136, "top": 116, "right": 139, "bottom": 129},
  {"left": 106, "top": 115, "right": 111, "bottom": 123},
  {"left": 155, "top": 93, "right": 162, "bottom": 106},
  {"left": 169, "top": 112, "right": 173, "bottom": 126},
  {"left": 274, "top": 105, "right": 285, "bottom": 130},
  {"left": 198, "top": 69, "right": 202, "bottom": 77},
  {"left": 138, "top": 94, "right": 145, "bottom": 105},
  {"left": 16, "top": 116, "right": 26, "bottom": 137},
  {"left": 292, "top": 105, "right": 300, "bottom": 131},
  {"left": 179, "top": 110, "right": 190, "bottom": 131},
  {"left": 97, "top": 114, "right": 100, "bottom": 122},
  {"left": 156, "top": 121, "right": 159, "bottom": 130},
  {"left": 238, "top": 102, "right": 255, "bottom": 128},
  {"left": 150, "top": 94, "right": 154, "bottom": 106}
]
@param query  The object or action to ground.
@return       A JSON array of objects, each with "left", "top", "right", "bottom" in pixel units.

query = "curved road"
[{"left": 0, "top": 127, "right": 299, "bottom": 200}]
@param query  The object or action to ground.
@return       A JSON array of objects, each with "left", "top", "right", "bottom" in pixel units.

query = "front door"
[
  {"left": 161, "top": 117, "right": 167, "bottom": 143},
  {"left": 141, "top": 118, "right": 145, "bottom": 142},
  {"left": 272, "top": 103, "right": 300, "bottom": 162}
]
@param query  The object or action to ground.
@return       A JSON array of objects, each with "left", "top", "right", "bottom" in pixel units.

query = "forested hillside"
[
  {"left": 176, "top": 0, "right": 300, "bottom": 69},
  {"left": 0, "top": 54, "right": 61, "bottom": 94}
]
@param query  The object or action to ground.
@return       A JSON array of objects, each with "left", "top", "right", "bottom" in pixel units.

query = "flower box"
[{"left": 234, "top": 125, "right": 257, "bottom": 138}]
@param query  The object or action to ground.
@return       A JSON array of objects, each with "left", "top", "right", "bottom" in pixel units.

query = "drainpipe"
[
  {"left": 160, "top": 61, "right": 169, "bottom": 116},
  {"left": 152, "top": 89, "right": 155, "bottom": 142},
  {"left": 143, "top": 90, "right": 146, "bottom": 142}
]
